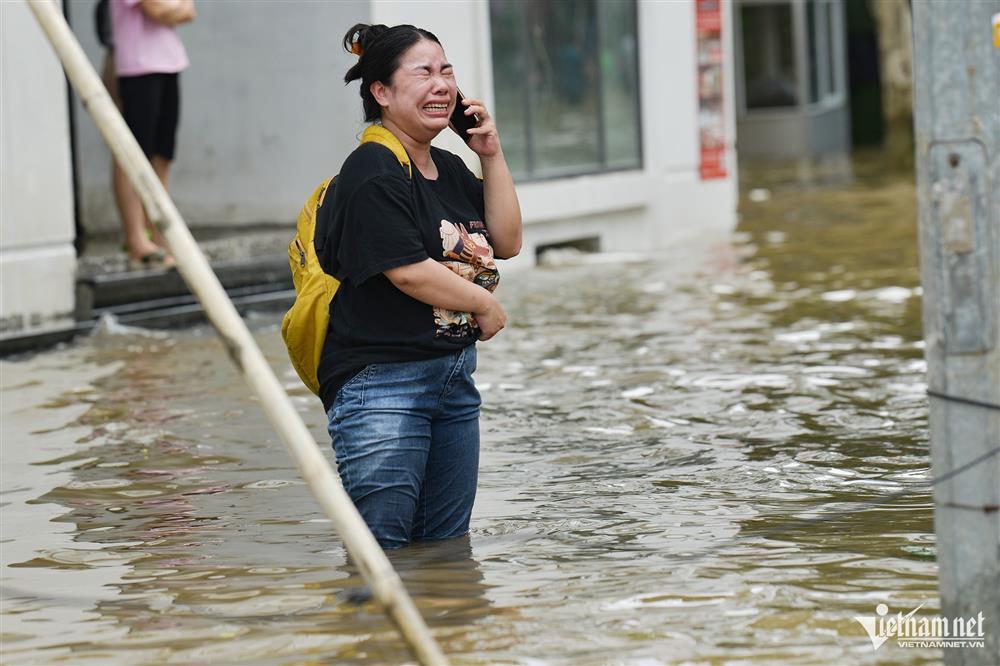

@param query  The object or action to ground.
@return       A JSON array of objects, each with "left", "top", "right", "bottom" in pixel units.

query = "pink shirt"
[{"left": 111, "top": 0, "right": 189, "bottom": 76}]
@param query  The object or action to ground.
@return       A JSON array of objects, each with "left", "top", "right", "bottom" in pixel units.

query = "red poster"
[{"left": 696, "top": 0, "right": 727, "bottom": 180}]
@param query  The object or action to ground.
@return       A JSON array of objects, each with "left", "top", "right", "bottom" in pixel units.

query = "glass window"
[
  {"left": 807, "top": 0, "right": 819, "bottom": 104},
  {"left": 805, "top": 0, "right": 840, "bottom": 106},
  {"left": 598, "top": 0, "right": 641, "bottom": 168},
  {"left": 527, "top": 0, "right": 601, "bottom": 174},
  {"left": 741, "top": 3, "right": 797, "bottom": 108},
  {"left": 489, "top": 0, "right": 642, "bottom": 180},
  {"left": 488, "top": 2, "right": 529, "bottom": 176},
  {"left": 824, "top": 0, "right": 837, "bottom": 98}
]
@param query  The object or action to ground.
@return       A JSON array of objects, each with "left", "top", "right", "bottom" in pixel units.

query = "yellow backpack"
[{"left": 281, "top": 125, "right": 412, "bottom": 395}]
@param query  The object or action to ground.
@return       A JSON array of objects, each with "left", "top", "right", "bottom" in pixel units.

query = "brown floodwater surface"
[{"left": 2, "top": 152, "right": 940, "bottom": 664}]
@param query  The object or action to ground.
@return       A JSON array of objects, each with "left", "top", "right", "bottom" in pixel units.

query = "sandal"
[{"left": 127, "top": 249, "right": 174, "bottom": 271}]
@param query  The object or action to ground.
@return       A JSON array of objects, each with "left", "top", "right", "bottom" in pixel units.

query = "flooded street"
[{"left": 2, "top": 153, "right": 939, "bottom": 664}]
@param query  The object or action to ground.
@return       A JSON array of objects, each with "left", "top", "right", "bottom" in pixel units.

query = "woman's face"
[{"left": 373, "top": 38, "right": 457, "bottom": 141}]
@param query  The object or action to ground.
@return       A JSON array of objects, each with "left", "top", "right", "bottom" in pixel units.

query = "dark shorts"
[{"left": 118, "top": 72, "right": 180, "bottom": 160}]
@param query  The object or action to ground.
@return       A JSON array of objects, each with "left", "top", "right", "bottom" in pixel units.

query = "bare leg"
[
  {"left": 113, "top": 161, "right": 161, "bottom": 261},
  {"left": 151, "top": 155, "right": 170, "bottom": 194},
  {"left": 101, "top": 50, "right": 121, "bottom": 108},
  {"left": 149, "top": 155, "right": 175, "bottom": 264},
  {"left": 105, "top": 51, "right": 161, "bottom": 264}
]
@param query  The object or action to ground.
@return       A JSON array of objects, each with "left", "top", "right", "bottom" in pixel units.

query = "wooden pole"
[{"left": 24, "top": 2, "right": 448, "bottom": 664}]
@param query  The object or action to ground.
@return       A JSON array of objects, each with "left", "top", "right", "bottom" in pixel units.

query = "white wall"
[
  {"left": 0, "top": 0, "right": 77, "bottom": 340},
  {"left": 66, "top": 0, "right": 370, "bottom": 232}
]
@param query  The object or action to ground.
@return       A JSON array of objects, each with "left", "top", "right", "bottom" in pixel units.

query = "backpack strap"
[{"left": 359, "top": 125, "right": 413, "bottom": 179}]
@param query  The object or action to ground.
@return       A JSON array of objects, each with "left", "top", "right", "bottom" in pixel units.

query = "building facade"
[{"left": 1, "top": 0, "right": 737, "bottom": 343}]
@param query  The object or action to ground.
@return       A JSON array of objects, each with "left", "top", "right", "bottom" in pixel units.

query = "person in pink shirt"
[{"left": 109, "top": 0, "right": 195, "bottom": 270}]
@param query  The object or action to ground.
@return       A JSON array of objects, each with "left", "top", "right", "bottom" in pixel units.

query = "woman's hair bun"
[{"left": 342, "top": 23, "right": 389, "bottom": 58}]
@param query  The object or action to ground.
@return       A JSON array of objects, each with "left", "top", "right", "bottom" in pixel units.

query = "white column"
[{"left": 1, "top": 0, "right": 77, "bottom": 342}]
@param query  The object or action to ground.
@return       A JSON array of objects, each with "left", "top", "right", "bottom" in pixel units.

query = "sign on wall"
[{"left": 696, "top": 0, "right": 727, "bottom": 180}]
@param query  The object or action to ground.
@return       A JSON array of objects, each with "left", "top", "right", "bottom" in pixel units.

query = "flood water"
[{"left": 2, "top": 152, "right": 941, "bottom": 664}]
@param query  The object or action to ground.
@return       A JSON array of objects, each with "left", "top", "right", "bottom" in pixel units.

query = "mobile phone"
[{"left": 450, "top": 88, "right": 480, "bottom": 143}]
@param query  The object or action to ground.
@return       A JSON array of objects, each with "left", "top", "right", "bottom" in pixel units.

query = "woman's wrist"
[
  {"left": 480, "top": 147, "right": 506, "bottom": 166},
  {"left": 470, "top": 287, "right": 494, "bottom": 315}
]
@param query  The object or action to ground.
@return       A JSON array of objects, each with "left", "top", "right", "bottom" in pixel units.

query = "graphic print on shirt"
[{"left": 434, "top": 219, "right": 499, "bottom": 340}]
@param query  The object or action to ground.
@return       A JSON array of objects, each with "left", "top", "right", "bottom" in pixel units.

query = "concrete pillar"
[
  {"left": 0, "top": 0, "right": 77, "bottom": 343},
  {"left": 912, "top": 1, "right": 1000, "bottom": 664}
]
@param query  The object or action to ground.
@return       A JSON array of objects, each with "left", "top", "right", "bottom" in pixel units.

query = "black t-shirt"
[{"left": 315, "top": 140, "right": 498, "bottom": 411}]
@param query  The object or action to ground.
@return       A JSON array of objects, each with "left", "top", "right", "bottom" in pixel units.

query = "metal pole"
[
  {"left": 912, "top": 1, "right": 1000, "bottom": 664},
  {"left": 23, "top": 2, "right": 448, "bottom": 663}
]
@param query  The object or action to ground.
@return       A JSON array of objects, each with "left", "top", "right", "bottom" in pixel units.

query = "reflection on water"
[{"left": 2, "top": 152, "right": 938, "bottom": 663}]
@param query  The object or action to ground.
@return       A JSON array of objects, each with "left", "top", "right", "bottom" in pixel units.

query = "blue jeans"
[{"left": 327, "top": 346, "right": 481, "bottom": 550}]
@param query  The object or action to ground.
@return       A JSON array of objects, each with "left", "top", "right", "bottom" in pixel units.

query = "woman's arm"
[
  {"left": 140, "top": 0, "right": 196, "bottom": 26},
  {"left": 384, "top": 259, "right": 507, "bottom": 340},
  {"left": 480, "top": 149, "right": 522, "bottom": 259},
  {"left": 458, "top": 97, "right": 523, "bottom": 259}
]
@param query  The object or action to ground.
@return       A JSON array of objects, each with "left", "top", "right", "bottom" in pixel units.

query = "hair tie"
[{"left": 351, "top": 40, "right": 363, "bottom": 56}]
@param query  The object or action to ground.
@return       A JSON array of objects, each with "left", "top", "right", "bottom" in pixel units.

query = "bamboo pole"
[{"left": 25, "top": 2, "right": 448, "bottom": 663}]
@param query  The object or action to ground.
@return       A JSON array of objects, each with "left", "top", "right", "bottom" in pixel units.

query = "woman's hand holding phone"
[
  {"left": 449, "top": 90, "right": 478, "bottom": 143},
  {"left": 450, "top": 91, "right": 502, "bottom": 159}
]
